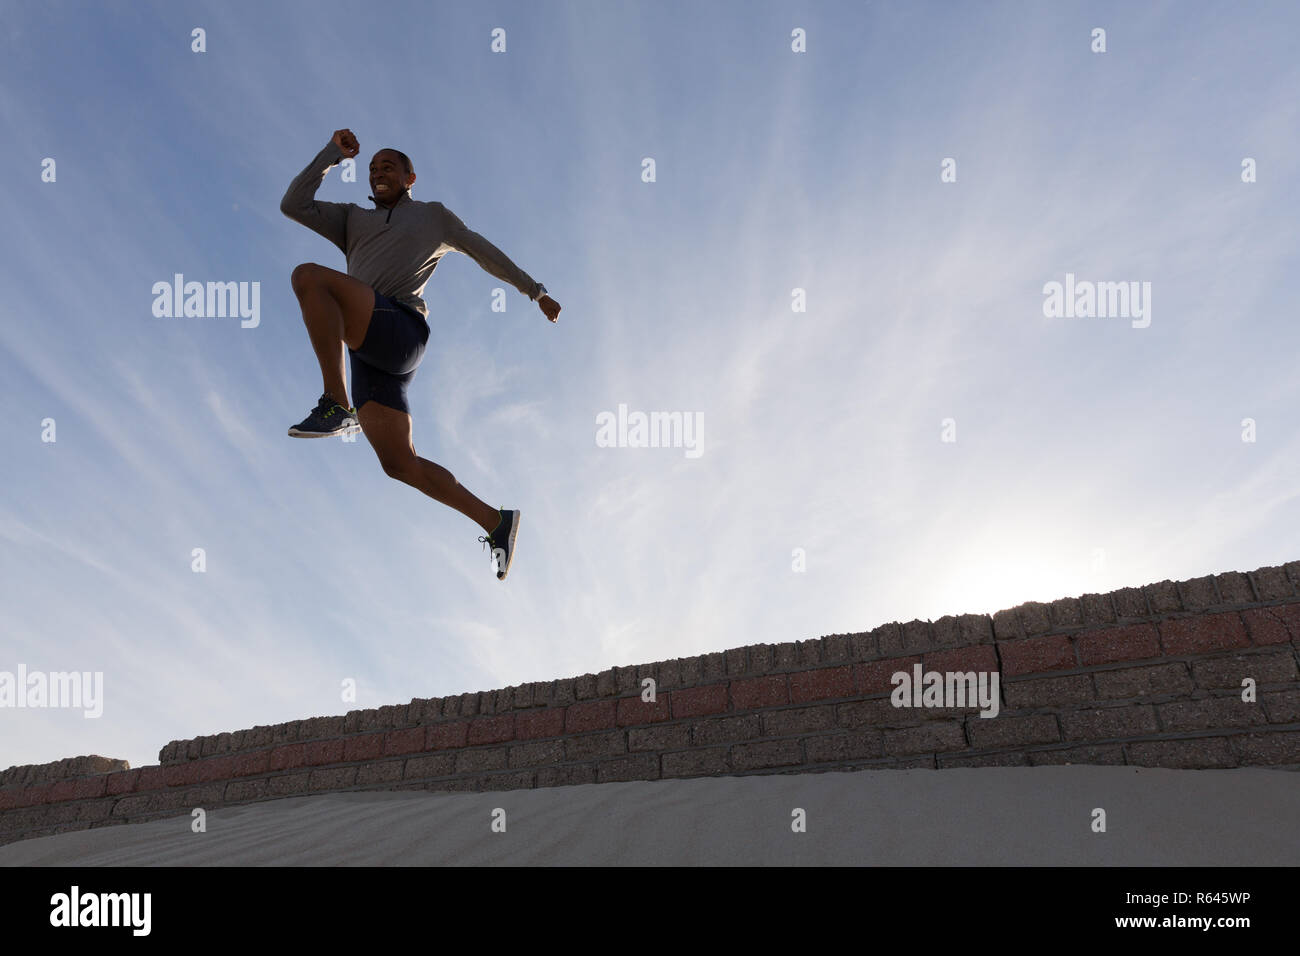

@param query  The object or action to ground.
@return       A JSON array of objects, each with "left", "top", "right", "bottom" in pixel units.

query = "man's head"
[{"left": 369, "top": 148, "right": 416, "bottom": 205}]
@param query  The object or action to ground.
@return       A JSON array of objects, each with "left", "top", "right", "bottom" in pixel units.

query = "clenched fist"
[{"left": 331, "top": 128, "right": 359, "bottom": 159}]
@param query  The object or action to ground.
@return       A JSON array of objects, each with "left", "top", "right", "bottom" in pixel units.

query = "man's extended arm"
[
  {"left": 436, "top": 202, "right": 546, "bottom": 301},
  {"left": 280, "top": 141, "right": 350, "bottom": 253}
]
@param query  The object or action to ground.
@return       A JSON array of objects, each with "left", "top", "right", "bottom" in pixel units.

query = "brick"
[
  {"left": 403, "top": 754, "right": 456, "bottom": 779},
  {"left": 773, "top": 642, "right": 799, "bottom": 668},
  {"left": 136, "top": 767, "right": 166, "bottom": 791},
  {"left": 303, "top": 739, "right": 344, "bottom": 766},
  {"left": 595, "top": 669, "right": 618, "bottom": 698},
  {"left": 618, "top": 693, "right": 673, "bottom": 726},
  {"left": 746, "top": 645, "right": 775, "bottom": 674},
  {"left": 596, "top": 754, "right": 660, "bottom": 783},
  {"left": 923, "top": 644, "right": 998, "bottom": 674},
  {"left": 1093, "top": 663, "right": 1192, "bottom": 700},
  {"left": 959, "top": 615, "right": 995, "bottom": 645},
  {"left": 343, "top": 732, "right": 386, "bottom": 762},
  {"left": 1262, "top": 690, "right": 1300, "bottom": 724},
  {"left": 454, "top": 748, "right": 507, "bottom": 774},
  {"left": 1191, "top": 650, "right": 1298, "bottom": 689},
  {"left": 678, "top": 656, "right": 703, "bottom": 684},
  {"left": 268, "top": 772, "right": 313, "bottom": 798},
  {"left": 426, "top": 722, "right": 469, "bottom": 751},
  {"left": 515, "top": 708, "right": 565, "bottom": 740},
  {"left": 385, "top": 726, "right": 428, "bottom": 756},
  {"left": 899, "top": 620, "right": 934, "bottom": 653},
  {"left": 354, "top": 761, "right": 404, "bottom": 787},
  {"left": 931, "top": 617, "right": 962, "bottom": 649},
  {"left": 1027, "top": 744, "right": 1125, "bottom": 766},
  {"left": 731, "top": 739, "right": 803, "bottom": 771},
  {"left": 1157, "top": 697, "right": 1267, "bottom": 732},
  {"left": 1241, "top": 604, "right": 1300, "bottom": 646},
  {"left": 565, "top": 700, "right": 616, "bottom": 733},
  {"left": 822, "top": 634, "right": 852, "bottom": 662},
  {"left": 308, "top": 767, "right": 357, "bottom": 790},
  {"left": 508, "top": 740, "right": 564, "bottom": 768},
  {"left": 855, "top": 656, "right": 919, "bottom": 695},
  {"left": 789, "top": 666, "right": 855, "bottom": 703},
  {"left": 881, "top": 722, "right": 966, "bottom": 755},
  {"left": 1079, "top": 593, "right": 1116, "bottom": 627},
  {"left": 669, "top": 685, "right": 727, "bottom": 719},
  {"left": 1215, "top": 572, "right": 1254, "bottom": 605},
  {"left": 1049, "top": 598, "right": 1083, "bottom": 630},
  {"left": 761, "top": 705, "right": 837, "bottom": 736},
  {"left": 966, "top": 714, "right": 1059, "bottom": 749},
  {"left": 872, "top": 623, "right": 905, "bottom": 657},
  {"left": 1127, "top": 737, "right": 1237, "bottom": 769},
  {"left": 106, "top": 770, "right": 139, "bottom": 795},
  {"left": 232, "top": 751, "right": 270, "bottom": 777},
  {"left": 1059, "top": 705, "right": 1158, "bottom": 740},
  {"left": 1075, "top": 623, "right": 1160, "bottom": 667},
  {"left": 838, "top": 698, "right": 925, "bottom": 730},
  {"left": 1018, "top": 602, "right": 1052, "bottom": 636},
  {"left": 701, "top": 652, "right": 726, "bottom": 680},
  {"left": 731, "top": 675, "right": 788, "bottom": 710},
  {"left": 1160, "top": 612, "right": 1249, "bottom": 655},
  {"left": 467, "top": 714, "right": 515, "bottom": 746},
  {"left": 991, "top": 610, "right": 1021, "bottom": 641},
  {"left": 1179, "top": 576, "right": 1220, "bottom": 610},
  {"left": 692, "top": 715, "right": 761, "bottom": 747},
  {"left": 849, "top": 632, "right": 877, "bottom": 660},
  {"left": 1144, "top": 580, "right": 1182, "bottom": 614},
  {"left": 537, "top": 764, "right": 597, "bottom": 788},
  {"left": 1110, "top": 587, "right": 1149, "bottom": 619},
  {"left": 656, "top": 660, "right": 681, "bottom": 689},
  {"left": 804, "top": 731, "right": 883, "bottom": 763},
  {"left": 225, "top": 779, "right": 269, "bottom": 803},
  {"left": 999, "top": 635, "right": 1075, "bottom": 677},
  {"left": 1250, "top": 566, "right": 1294, "bottom": 601},
  {"left": 1003, "top": 671, "right": 1097, "bottom": 712},
  {"left": 476, "top": 770, "right": 535, "bottom": 791},
  {"left": 938, "top": 751, "right": 1028, "bottom": 768},
  {"left": 564, "top": 731, "right": 626, "bottom": 761},
  {"left": 629, "top": 724, "right": 692, "bottom": 752},
  {"left": 725, "top": 647, "right": 748, "bottom": 675},
  {"left": 662, "top": 747, "right": 730, "bottom": 777},
  {"left": 795, "top": 640, "right": 823, "bottom": 668}
]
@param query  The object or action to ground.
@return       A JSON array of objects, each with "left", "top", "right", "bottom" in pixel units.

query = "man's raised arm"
[{"left": 279, "top": 133, "right": 353, "bottom": 253}]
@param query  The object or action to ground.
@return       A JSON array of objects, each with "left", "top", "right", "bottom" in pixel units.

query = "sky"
[{"left": 1, "top": 0, "right": 1297, "bottom": 771}]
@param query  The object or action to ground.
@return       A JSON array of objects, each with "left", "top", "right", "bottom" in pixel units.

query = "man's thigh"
[
  {"left": 356, "top": 399, "right": 416, "bottom": 471},
  {"left": 300, "top": 263, "right": 376, "bottom": 350}
]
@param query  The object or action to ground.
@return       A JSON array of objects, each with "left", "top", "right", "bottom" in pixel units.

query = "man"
[{"left": 279, "top": 128, "right": 560, "bottom": 580}]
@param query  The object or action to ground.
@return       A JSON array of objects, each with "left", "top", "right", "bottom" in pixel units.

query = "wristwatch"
[{"left": 534, "top": 282, "right": 548, "bottom": 301}]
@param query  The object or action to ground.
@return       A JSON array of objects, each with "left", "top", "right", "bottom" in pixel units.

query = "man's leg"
[
  {"left": 290, "top": 263, "right": 378, "bottom": 407},
  {"left": 356, "top": 399, "right": 502, "bottom": 534}
]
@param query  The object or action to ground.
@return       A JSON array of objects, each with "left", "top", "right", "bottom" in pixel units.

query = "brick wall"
[{"left": 3, "top": 561, "right": 1298, "bottom": 847}]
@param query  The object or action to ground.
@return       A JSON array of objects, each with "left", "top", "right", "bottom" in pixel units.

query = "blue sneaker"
[
  {"left": 478, "top": 508, "right": 520, "bottom": 580},
  {"left": 288, "top": 393, "right": 360, "bottom": 438}
]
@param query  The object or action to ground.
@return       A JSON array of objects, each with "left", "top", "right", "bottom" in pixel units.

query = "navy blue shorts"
[{"left": 349, "top": 289, "right": 429, "bottom": 414}]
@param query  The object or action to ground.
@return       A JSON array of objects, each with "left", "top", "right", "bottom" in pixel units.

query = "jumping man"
[{"left": 280, "top": 128, "right": 560, "bottom": 580}]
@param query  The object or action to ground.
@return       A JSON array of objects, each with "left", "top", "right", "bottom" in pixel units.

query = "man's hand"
[
  {"left": 538, "top": 294, "right": 561, "bottom": 323},
  {"left": 331, "top": 128, "right": 360, "bottom": 159}
]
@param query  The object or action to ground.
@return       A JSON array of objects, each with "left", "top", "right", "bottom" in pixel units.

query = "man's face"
[{"left": 369, "top": 150, "right": 414, "bottom": 202}]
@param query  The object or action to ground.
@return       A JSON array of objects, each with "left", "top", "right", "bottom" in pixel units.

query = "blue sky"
[{"left": 2, "top": 0, "right": 1297, "bottom": 771}]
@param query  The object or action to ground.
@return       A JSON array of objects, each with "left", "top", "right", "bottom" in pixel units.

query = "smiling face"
[{"left": 369, "top": 149, "right": 415, "bottom": 205}]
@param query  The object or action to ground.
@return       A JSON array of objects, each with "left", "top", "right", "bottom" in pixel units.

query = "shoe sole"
[
  {"left": 288, "top": 421, "right": 361, "bottom": 438},
  {"left": 496, "top": 510, "right": 520, "bottom": 580}
]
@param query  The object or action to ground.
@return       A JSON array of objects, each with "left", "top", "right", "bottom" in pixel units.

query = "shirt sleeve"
[
  {"left": 435, "top": 202, "right": 543, "bottom": 300},
  {"left": 280, "top": 141, "right": 351, "bottom": 253}
]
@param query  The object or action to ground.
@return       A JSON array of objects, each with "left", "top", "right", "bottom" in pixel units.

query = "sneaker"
[
  {"left": 288, "top": 393, "right": 360, "bottom": 438},
  {"left": 478, "top": 508, "right": 520, "bottom": 580}
]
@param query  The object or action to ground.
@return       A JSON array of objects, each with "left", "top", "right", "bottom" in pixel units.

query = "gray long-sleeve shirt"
[{"left": 280, "top": 140, "right": 543, "bottom": 320}]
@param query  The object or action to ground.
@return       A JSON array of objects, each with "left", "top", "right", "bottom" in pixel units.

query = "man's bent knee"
[
  {"left": 379, "top": 453, "right": 419, "bottom": 484},
  {"left": 290, "top": 262, "right": 324, "bottom": 296}
]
